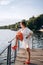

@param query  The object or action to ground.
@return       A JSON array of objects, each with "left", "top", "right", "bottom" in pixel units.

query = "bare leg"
[
  {"left": 23, "top": 48, "right": 30, "bottom": 64},
  {"left": 26, "top": 48, "right": 30, "bottom": 61}
]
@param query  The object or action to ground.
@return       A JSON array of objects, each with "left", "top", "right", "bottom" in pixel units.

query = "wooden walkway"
[
  {"left": 0, "top": 48, "right": 43, "bottom": 65},
  {"left": 14, "top": 48, "right": 43, "bottom": 65}
]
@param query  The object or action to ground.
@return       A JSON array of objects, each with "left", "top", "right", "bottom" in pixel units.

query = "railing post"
[
  {"left": 7, "top": 44, "right": 11, "bottom": 65},
  {"left": 18, "top": 40, "right": 20, "bottom": 50},
  {"left": 14, "top": 49, "right": 17, "bottom": 63},
  {"left": 14, "top": 40, "right": 20, "bottom": 63},
  {"left": 32, "top": 34, "right": 33, "bottom": 49}
]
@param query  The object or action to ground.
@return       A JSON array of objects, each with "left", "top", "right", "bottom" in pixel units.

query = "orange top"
[{"left": 16, "top": 31, "right": 23, "bottom": 41}]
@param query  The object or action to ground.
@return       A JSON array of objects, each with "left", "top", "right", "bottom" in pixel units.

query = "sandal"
[{"left": 24, "top": 60, "right": 30, "bottom": 64}]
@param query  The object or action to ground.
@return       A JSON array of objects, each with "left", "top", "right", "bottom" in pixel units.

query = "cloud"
[{"left": 0, "top": 0, "right": 12, "bottom": 5}]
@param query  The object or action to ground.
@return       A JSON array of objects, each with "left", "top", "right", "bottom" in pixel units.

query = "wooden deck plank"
[
  {"left": 14, "top": 49, "right": 43, "bottom": 65},
  {"left": 0, "top": 49, "right": 43, "bottom": 65}
]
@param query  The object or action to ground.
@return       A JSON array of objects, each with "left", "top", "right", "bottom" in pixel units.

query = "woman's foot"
[
  {"left": 12, "top": 45, "right": 17, "bottom": 50},
  {"left": 24, "top": 60, "right": 30, "bottom": 64}
]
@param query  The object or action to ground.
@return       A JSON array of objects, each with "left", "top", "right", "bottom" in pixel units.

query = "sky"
[{"left": 0, "top": 0, "right": 43, "bottom": 26}]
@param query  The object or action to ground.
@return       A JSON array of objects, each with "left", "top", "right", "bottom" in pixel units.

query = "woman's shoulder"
[
  {"left": 25, "top": 27, "right": 30, "bottom": 31},
  {"left": 26, "top": 27, "right": 33, "bottom": 33}
]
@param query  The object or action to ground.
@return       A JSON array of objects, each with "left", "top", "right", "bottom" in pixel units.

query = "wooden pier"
[
  {"left": 12, "top": 48, "right": 43, "bottom": 65},
  {"left": 0, "top": 48, "right": 43, "bottom": 65}
]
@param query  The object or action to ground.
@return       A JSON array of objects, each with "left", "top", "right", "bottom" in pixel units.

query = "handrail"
[
  {"left": 0, "top": 39, "right": 20, "bottom": 65},
  {"left": 7, "top": 44, "right": 11, "bottom": 65},
  {"left": 0, "top": 37, "right": 15, "bottom": 55},
  {"left": 0, "top": 39, "right": 18, "bottom": 65},
  {"left": 0, "top": 43, "right": 11, "bottom": 55},
  {"left": 0, "top": 43, "right": 12, "bottom": 65}
]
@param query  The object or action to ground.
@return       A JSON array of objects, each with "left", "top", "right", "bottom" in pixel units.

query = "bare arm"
[{"left": 26, "top": 32, "right": 33, "bottom": 39}]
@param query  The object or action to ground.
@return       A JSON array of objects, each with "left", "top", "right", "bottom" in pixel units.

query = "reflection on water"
[{"left": 32, "top": 33, "right": 43, "bottom": 49}]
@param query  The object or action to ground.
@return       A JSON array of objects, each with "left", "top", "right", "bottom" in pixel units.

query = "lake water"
[
  {"left": 0, "top": 29, "right": 43, "bottom": 52},
  {"left": 0, "top": 29, "right": 43, "bottom": 63}
]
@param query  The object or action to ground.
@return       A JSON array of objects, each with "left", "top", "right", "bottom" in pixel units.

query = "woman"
[{"left": 12, "top": 20, "right": 33, "bottom": 64}]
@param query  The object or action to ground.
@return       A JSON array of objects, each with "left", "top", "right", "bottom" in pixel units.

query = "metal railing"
[
  {"left": 0, "top": 41, "right": 18, "bottom": 65},
  {"left": 7, "top": 44, "right": 11, "bottom": 65}
]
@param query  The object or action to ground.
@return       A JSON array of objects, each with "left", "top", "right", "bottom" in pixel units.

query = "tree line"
[{"left": 0, "top": 14, "right": 43, "bottom": 32}]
